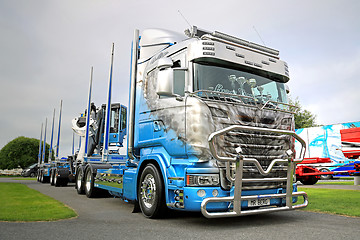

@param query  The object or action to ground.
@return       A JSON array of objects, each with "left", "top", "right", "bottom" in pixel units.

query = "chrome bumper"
[{"left": 202, "top": 125, "right": 308, "bottom": 218}]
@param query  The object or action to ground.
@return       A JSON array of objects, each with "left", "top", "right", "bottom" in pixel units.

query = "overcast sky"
[{"left": 1, "top": 0, "right": 360, "bottom": 157}]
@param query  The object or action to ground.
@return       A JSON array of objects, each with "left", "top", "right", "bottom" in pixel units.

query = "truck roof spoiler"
[{"left": 185, "top": 26, "right": 279, "bottom": 57}]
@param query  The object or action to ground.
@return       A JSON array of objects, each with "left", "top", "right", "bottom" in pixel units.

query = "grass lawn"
[
  {"left": 0, "top": 183, "right": 77, "bottom": 221},
  {"left": 298, "top": 187, "right": 360, "bottom": 217},
  {"left": 317, "top": 181, "right": 354, "bottom": 185},
  {"left": 13, "top": 177, "right": 37, "bottom": 181}
]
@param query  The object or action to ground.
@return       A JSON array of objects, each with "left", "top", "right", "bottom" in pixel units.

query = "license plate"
[{"left": 248, "top": 198, "right": 270, "bottom": 207}]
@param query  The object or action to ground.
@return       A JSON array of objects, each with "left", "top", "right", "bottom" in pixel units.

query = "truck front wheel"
[{"left": 138, "top": 164, "right": 166, "bottom": 218}]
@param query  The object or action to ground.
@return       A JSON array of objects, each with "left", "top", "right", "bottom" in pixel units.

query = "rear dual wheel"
[
  {"left": 54, "top": 170, "right": 60, "bottom": 187},
  {"left": 37, "top": 170, "right": 41, "bottom": 182},
  {"left": 84, "top": 167, "right": 101, "bottom": 198},
  {"left": 50, "top": 170, "right": 55, "bottom": 186},
  {"left": 75, "top": 167, "right": 85, "bottom": 194},
  {"left": 40, "top": 172, "right": 45, "bottom": 183}
]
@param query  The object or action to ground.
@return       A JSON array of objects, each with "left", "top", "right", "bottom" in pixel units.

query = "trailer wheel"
[
  {"left": 40, "top": 171, "right": 45, "bottom": 183},
  {"left": 54, "top": 170, "right": 61, "bottom": 187},
  {"left": 84, "top": 167, "right": 100, "bottom": 198},
  {"left": 50, "top": 170, "right": 55, "bottom": 186},
  {"left": 300, "top": 176, "right": 318, "bottom": 185},
  {"left": 62, "top": 179, "right": 69, "bottom": 187},
  {"left": 37, "top": 169, "right": 42, "bottom": 182},
  {"left": 138, "top": 164, "right": 165, "bottom": 218},
  {"left": 75, "top": 167, "right": 85, "bottom": 194}
]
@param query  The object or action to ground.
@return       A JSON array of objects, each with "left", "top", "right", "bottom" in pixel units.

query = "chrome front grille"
[
  {"left": 208, "top": 125, "right": 305, "bottom": 190},
  {"left": 220, "top": 129, "right": 291, "bottom": 169}
]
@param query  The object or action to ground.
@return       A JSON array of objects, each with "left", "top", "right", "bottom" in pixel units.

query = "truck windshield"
[{"left": 193, "top": 62, "right": 288, "bottom": 105}]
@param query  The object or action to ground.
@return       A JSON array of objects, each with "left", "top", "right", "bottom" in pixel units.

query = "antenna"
[
  {"left": 178, "top": 10, "right": 192, "bottom": 29},
  {"left": 253, "top": 26, "right": 266, "bottom": 46}
]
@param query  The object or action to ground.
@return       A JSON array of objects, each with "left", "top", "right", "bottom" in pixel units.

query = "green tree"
[
  {"left": 0, "top": 137, "right": 53, "bottom": 169},
  {"left": 289, "top": 97, "right": 317, "bottom": 129}
]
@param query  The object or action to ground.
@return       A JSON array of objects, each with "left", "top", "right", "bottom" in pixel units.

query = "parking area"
[{"left": 1, "top": 178, "right": 360, "bottom": 240}]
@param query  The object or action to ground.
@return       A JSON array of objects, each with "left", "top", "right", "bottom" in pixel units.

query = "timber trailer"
[
  {"left": 73, "top": 26, "right": 308, "bottom": 218},
  {"left": 37, "top": 100, "right": 73, "bottom": 186},
  {"left": 37, "top": 102, "right": 61, "bottom": 183}
]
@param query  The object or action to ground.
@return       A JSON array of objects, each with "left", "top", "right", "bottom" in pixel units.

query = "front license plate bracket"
[{"left": 248, "top": 198, "right": 270, "bottom": 207}]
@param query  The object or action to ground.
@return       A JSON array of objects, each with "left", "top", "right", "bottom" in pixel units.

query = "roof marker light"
[
  {"left": 203, "top": 47, "right": 215, "bottom": 51},
  {"left": 202, "top": 42, "right": 214, "bottom": 45},
  {"left": 203, "top": 52, "right": 215, "bottom": 56},
  {"left": 226, "top": 46, "right": 235, "bottom": 51},
  {"left": 269, "top": 58, "right": 277, "bottom": 63}
]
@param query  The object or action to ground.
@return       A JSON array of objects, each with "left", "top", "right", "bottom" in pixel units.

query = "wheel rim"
[
  {"left": 76, "top": 171, "right": 82, "bottom": 189},
  {"left": 140, "top": 173, "right": 157, "bottom": 209},
  {"left": 85, "top": 171, "right": 92, "bottom": 193},
  {"left": 50, "top": 171, "right": 54, "bottom": 184}
]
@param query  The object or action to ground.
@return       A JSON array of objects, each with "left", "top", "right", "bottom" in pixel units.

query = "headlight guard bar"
[{"left": 201, "top": 125, "right": 308, "bottom": 218}]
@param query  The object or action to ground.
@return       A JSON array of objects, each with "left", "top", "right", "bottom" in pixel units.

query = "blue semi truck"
[{"left": 72, "top": 26, "right": 308, "bottom": 218}]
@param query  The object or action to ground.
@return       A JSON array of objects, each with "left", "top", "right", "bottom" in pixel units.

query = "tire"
[
  {"left": 54, "top": 170, "right": 61, "bottom": 187},
  {"left": 40, "top": 172, "right": 45, "bottom": 183},
  {"left": 138, "top": 164, "right": 166, "bottom": 218},
  {"left": 75, "top": 167, "right": 85, "bottom": 194},
  {"left": 37, "top": 170, "right": 41, "bottom": 182},
  {"left": 300, "top": 176, "right": 319, "bottom": 185},
  {"left": 50, "top": 170, "right": 55, "bottom": 186},
  {"left": 62, "top": 179, "right": 69, "bottom": 187},
  {"left": 30, "top": 172, "right": 36, "bottom": 178},
  {"left": 319, "top": 168, "right": 332, "bottom": 180},
  {"left": 84, "top": 167, "right": 99, "bottom": 198}
]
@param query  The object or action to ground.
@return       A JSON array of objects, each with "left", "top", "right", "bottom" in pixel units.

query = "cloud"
[{"left": 1, "top": 0, "right": 360, "bottom": 157}]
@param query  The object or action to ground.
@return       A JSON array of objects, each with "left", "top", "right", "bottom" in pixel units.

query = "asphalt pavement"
[{"left": 1, "top": 178, "right": 360, "bottom": 240}]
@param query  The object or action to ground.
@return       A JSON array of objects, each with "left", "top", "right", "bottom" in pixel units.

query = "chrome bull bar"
[{"left": 201, "top": 125, "right": 308, "bottom": 218}]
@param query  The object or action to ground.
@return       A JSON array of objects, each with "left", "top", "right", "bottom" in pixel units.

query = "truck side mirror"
[
  {"left": 156, "top": 68, "right": 174, "bottom": 96},
  {"left": 285, "top": 84, "right": 290, "bottom": 94}
]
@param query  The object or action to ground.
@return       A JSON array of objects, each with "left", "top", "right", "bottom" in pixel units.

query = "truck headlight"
[{"left": 186, "top": 174, "right": 220, "bottom": 186}]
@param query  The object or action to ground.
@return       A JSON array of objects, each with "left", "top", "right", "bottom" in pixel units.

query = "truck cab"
[{"left": 125, "top": 27, "right": 307, "bottom": 217}]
